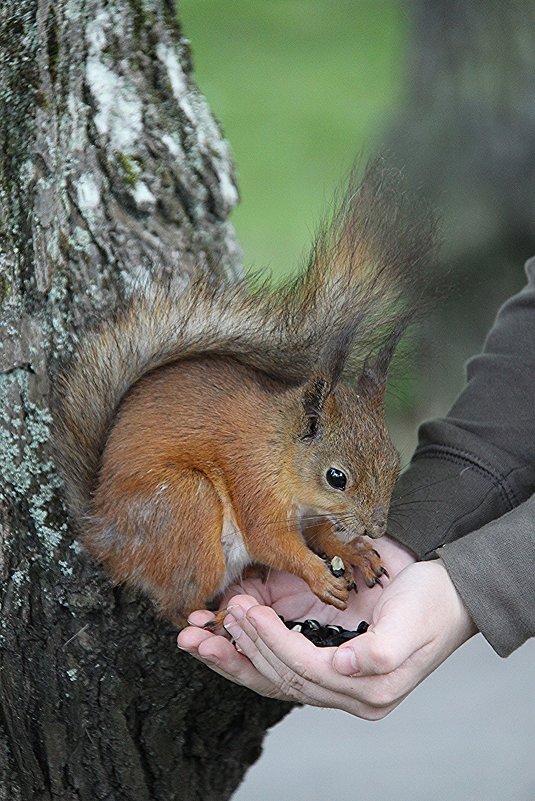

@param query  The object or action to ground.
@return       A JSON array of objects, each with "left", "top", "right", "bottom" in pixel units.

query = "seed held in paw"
[{"left": 329, "top": 555, "right": 345, "bottom": 578}]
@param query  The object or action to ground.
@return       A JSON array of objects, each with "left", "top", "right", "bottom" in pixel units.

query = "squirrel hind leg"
[
  {"left": 153, "top": 471, "right": 230, "bottom": 624},
  {"left": 90, "top": 469, "right": 227, "bottom": 626}
]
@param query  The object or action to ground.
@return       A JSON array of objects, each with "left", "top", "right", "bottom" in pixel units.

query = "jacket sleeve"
[{"left": 388, "top": 256, "right": 535, "bottom": 656}]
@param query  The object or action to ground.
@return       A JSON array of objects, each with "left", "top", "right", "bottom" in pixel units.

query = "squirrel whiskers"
[{"left": 52, "top": 158, "right": 436, "bottom": 625}]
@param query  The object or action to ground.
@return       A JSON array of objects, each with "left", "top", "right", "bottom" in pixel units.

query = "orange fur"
[
  {"left": 87, "top": 357, "right": 399, "bottom": 624},
  {"left": 52, "top": 160, "right": 436, "bottom": 626}
]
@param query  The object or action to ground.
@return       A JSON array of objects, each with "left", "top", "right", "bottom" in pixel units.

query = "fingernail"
[
  {"left": 334, "top": 647, "right": 359, "bottom": 676},
  {"left": 203, "top": 654, "right": 220, "bottom": 666},
  {"left": 224, "top": 614, "right": 242, "bottom": 641},
  {"left": 225, "top": 624, "right": 242, "bottom": 641},
  {"left": 227, "top": 605, "right": 244, "bottom": 621}
]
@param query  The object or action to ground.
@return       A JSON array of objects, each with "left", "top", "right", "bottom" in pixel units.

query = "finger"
[
  {"left": 222, "top": 597, "right": 299, "bottom": 694},
  {"left": 226, "top": 602, "right": 326, "bottom": 703},
  {"left": 177, "top": 619, "right": 288, "bottom": 699},
  {"left": 196, "top": 633, "right": 289, "bottom": 699},
  {"left": 238, "top": 604, "right": 331, "bottom": 700},
  {"left": 177, "top": 624, "right": 217, "bottom": 651},
  {"left": 186, "top": 609, "right": 219, "bottom": 628}
]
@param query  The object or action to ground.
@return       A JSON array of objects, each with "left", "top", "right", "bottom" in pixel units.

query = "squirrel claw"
[
  {"left": 201, "top": 608, "right": 228, "bottom": 631},
  {"left": 364, "top": 573, "right": 384, "bottom": 588},
  {"left": 376, "top": 566, "right": 389, "bottom": 578}
]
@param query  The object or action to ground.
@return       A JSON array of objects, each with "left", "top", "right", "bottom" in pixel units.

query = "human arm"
[{"left": 389, "top": 256, "right": 535, "bottom": 655}]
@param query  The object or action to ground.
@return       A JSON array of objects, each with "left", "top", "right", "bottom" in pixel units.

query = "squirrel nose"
[{"left": 367, "top": 506, "right": 387, "bottom": 538}]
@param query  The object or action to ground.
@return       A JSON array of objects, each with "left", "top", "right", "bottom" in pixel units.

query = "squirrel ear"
[
  {"left": 300, "top": 376, "right": 331, "bottom": 440},
  {"left": 357, "top": 323, "right": 406, "bottom": 402}
]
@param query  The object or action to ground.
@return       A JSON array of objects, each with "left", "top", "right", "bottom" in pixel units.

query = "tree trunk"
[
  {"left": 385, "top": 0, "right": 535, "bottom": 408},
  {"left": 0, "top": 2, "right": 291, "bottom": 799}
]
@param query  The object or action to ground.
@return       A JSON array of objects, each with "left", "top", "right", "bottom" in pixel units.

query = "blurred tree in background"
[
  {"left": 386, "top": 0, "right": 535, "bottom": 409},
  {"left": 180, "top": 0, "right": 535, "bottom": 427}
]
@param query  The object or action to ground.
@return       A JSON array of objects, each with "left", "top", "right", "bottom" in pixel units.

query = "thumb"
[{"left": 333, "top": 588, "right": 429, "bottom": 677}]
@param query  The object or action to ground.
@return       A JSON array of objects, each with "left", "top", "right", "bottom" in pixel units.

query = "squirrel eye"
[{"left": 326, "top": 468, "right": 347, "bottom": 491}]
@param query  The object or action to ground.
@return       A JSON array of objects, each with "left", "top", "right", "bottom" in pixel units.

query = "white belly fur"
[{"left": 215, "top": 512, "right": 251, "bottom": 596}]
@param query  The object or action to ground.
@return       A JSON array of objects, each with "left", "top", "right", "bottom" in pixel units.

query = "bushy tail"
[{"left": 52, "top": 157, "right": 437, "bottom": 520}]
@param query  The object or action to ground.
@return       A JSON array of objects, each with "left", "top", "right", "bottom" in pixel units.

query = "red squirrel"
[{"left": 53, "top": 160, "right": 435, "bottom": 626}]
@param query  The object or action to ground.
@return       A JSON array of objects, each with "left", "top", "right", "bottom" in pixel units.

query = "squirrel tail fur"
[{"left": 52, "top": 157, "right": 436, "bottom": 523}]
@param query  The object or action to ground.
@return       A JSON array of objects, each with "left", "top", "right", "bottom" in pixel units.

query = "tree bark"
[{"left": 0, "top": 2, "right": 291, "bottom": 799}]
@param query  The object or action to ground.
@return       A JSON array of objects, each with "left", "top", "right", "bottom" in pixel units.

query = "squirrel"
[{"left": 52, "top": 159, "right": 436, "bottom": 627}]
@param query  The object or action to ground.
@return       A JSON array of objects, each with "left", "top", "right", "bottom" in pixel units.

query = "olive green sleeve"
[
  {"left": 388, "top": 257, "right": 535, "bottom": 655},
  {"left": 437, "top": 496, "right": 535, "bottom": 656}
]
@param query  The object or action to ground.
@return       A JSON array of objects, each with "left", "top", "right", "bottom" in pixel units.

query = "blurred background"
[
  {"left": 179, "top": 2, "right": 535, "bottom": 798},
  {"left": 182, "top": 0, "right": 535, "bottom": 431}
]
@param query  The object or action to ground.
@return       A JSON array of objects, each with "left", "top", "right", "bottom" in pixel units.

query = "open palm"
[
  {"left": 178, "top": 536, "right": 476, "bottom": 717},
  {"left": 181, "top": 535, "right": 415, "bottom": 647}
]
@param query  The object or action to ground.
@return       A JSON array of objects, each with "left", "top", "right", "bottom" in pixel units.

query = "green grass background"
[{"left": 180, "top": 0, "right": 407, "bottom": 280}]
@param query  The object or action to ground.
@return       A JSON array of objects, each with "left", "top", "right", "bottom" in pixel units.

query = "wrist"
[{"left": 433, "top": 558, "right": 478, "bottom": 643}]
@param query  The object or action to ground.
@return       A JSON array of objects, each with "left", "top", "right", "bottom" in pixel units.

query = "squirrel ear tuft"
[
  {"left": 300, "top": 376, "right": 331, "bottom": 440},
  {"left": 357, "top": 323, "right": 407, "bottom": 401}
]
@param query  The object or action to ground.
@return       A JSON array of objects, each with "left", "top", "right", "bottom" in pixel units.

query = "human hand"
[
  {"left": 178, "top": 541, "right": 477, "bottom": 718},
  {"left": 178, "top": 537, "right": 466, "bottom": 718}
]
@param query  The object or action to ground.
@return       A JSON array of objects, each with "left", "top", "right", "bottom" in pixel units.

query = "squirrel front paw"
[
  {"left": 348, "top": 538, "right": 389, "bottom": 588},
  {"left": 307, "top": 564, "right": 350, "bottom": 610}
]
